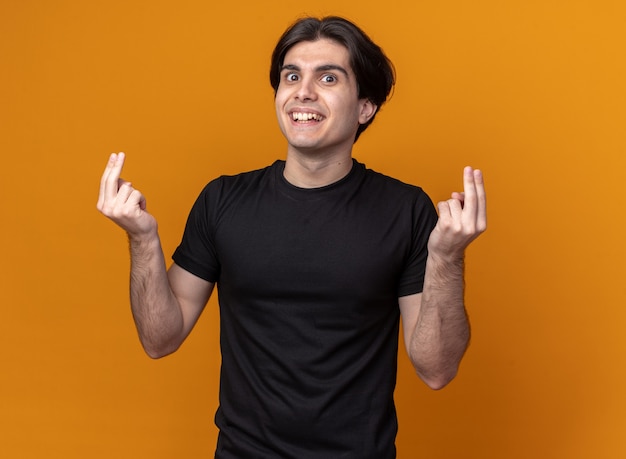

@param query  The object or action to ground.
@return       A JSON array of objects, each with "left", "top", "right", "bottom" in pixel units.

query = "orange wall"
[{"left": 1, "top": 1, "right": 625, "bottom": 457}]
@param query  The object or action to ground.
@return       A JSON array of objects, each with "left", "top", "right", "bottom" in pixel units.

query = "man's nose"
[{"left": 295, "top": 77, "right": 317, "bottom": 101}]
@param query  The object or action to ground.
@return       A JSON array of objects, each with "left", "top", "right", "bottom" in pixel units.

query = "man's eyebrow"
[
  {"left": 280, "top": 64, "right": 300, "bottom": 73},
  {"left": 280, "top": 63, "right": 350, "bottom": 78},
  {"left": 317, "top": 64, "right": 350, "bottom": 78}
]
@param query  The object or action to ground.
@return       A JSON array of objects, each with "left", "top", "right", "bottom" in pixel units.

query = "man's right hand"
[{"left": 97, "top": 152, "right": 157, "bottom": 237}]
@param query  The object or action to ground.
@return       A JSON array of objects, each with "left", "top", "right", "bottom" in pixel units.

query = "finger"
[
  {"left": 437, "top": 197, "right": 463, "bottom": 224},
  {"left": 451, "top": 191, "right": 465, "bottom": 204},
  {"left": 447, "top": 197, "right": 464, "bottom": 221},
  {"left": 138, "top": 192, "right": 147, "bottom": 211},
  {"left": 115, "top": 181, "right": 134, "bottom": 204},
  {"left": 103, "top": 152, "right": 126, "bottom": 202},
  {"left": 100, "top": 152, "right": 120, "bottom": 186},
  {"left": 127, "top": 189, "right": 147, "bottom": 214},
  {"left": 97, "top": 153, "right": 118, "bottom": 210},
  {"left": 474, "top": 169, "right": 487, "bottom": 231},
  {"left": 436, "top": 200, "right": 451, "bottom": 220},
  {"left": 461, "top": 166, "right": 479, "bottom": 224}
]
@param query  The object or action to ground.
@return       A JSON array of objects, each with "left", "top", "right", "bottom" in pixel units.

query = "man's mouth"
[{"left": 291, "top": 112, "right": 325, "bottom": 122}]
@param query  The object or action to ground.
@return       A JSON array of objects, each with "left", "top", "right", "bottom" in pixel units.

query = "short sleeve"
[
  {"left": 172, "top": 181, "right": 221, "bottom": 283},
  {"left": 396, "top": 189, "right": 438, "bottom": 297}
]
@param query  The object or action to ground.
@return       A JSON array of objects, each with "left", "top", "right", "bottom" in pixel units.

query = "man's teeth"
[{"left": 291, "top": 112, "right": 323, "bottom": 121}]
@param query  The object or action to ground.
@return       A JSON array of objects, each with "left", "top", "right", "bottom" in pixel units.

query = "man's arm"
[
  {"left": 399, "top": 166, "right": 486, "bottom": 390},
  {"left": 97, "top": 153, "right": 213, "bottom": 358}
]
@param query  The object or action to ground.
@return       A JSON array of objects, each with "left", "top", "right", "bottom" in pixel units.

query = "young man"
[{"left": 98, "top": 16, "right": 486, "bottom": 459}]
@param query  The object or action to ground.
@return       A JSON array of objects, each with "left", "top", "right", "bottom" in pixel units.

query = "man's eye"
[
  {"left": 286, "top": 73, "right": 299, "bottom": 82},
  {"left": 322, "top": 75, "right": 337, "bottom": 83}
]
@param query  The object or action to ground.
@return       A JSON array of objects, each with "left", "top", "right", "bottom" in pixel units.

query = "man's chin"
[{"left": 286, "top": 136, "right": 323, "bottom": 152}]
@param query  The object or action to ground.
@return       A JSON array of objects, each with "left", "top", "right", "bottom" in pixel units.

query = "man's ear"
[{"left": 358, "top": 99, "right": 378, "bottom": 125}]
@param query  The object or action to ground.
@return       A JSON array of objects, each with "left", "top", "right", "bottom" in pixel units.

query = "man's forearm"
[
  {"left": 128, "top": 232, "right": 184, "bottom": 358},
  {"left": 409, "top": 253, "right": 470, "bottom": 389}
]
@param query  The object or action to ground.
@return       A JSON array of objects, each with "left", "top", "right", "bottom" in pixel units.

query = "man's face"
[{"left": 275, "top": 39, "right": 376, "bottom": 157}]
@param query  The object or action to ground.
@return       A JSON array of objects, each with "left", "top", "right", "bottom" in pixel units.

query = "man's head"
[{"left": 270, "top": 16, "right": 395, "bottom": 142}]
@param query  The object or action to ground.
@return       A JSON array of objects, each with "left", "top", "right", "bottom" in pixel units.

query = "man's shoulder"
[
  {"left": 215, "top": 160, "right": 282, "bottom": 183},
  {"left": 202, "top": 160, "right": 282, "bottom": 193},
  {"left": 359, "top": 161, "right": 427, "bottom": 197}
]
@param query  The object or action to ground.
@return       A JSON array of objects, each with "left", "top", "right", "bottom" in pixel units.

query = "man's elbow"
[
  {"left": 414, "top": 357, "right": 462, "bottom": 390},
  {"left": 419, "top": 367, "right": 459, "bottom": 390},
  {"left": 144, "top": 348, "right": 171, "bottom": 359},
  {"left": 141, "top": 340, "right": 180, "bottom": 359}
]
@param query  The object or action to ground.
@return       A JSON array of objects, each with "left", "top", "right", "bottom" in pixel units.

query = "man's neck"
[{"left": 283, "top": 149, "right": 353, "bottom": 188}]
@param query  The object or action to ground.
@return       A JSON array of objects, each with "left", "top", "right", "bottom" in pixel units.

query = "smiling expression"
[{"left": 274, "top": 39, "right": 377, "bottom": 158}]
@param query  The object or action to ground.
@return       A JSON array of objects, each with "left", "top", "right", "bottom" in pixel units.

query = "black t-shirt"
[{"left": 173, "top": 159, "right": 437, "bottom": 458}]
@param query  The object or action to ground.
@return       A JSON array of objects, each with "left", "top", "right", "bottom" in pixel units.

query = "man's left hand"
[{"left": 428, "top": 166, "right": 487, "bottom": 261}]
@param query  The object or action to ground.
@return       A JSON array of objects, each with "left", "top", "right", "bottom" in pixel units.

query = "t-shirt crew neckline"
[{"left": 274, "top": 158, "right": 363, "bottom": 201}]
